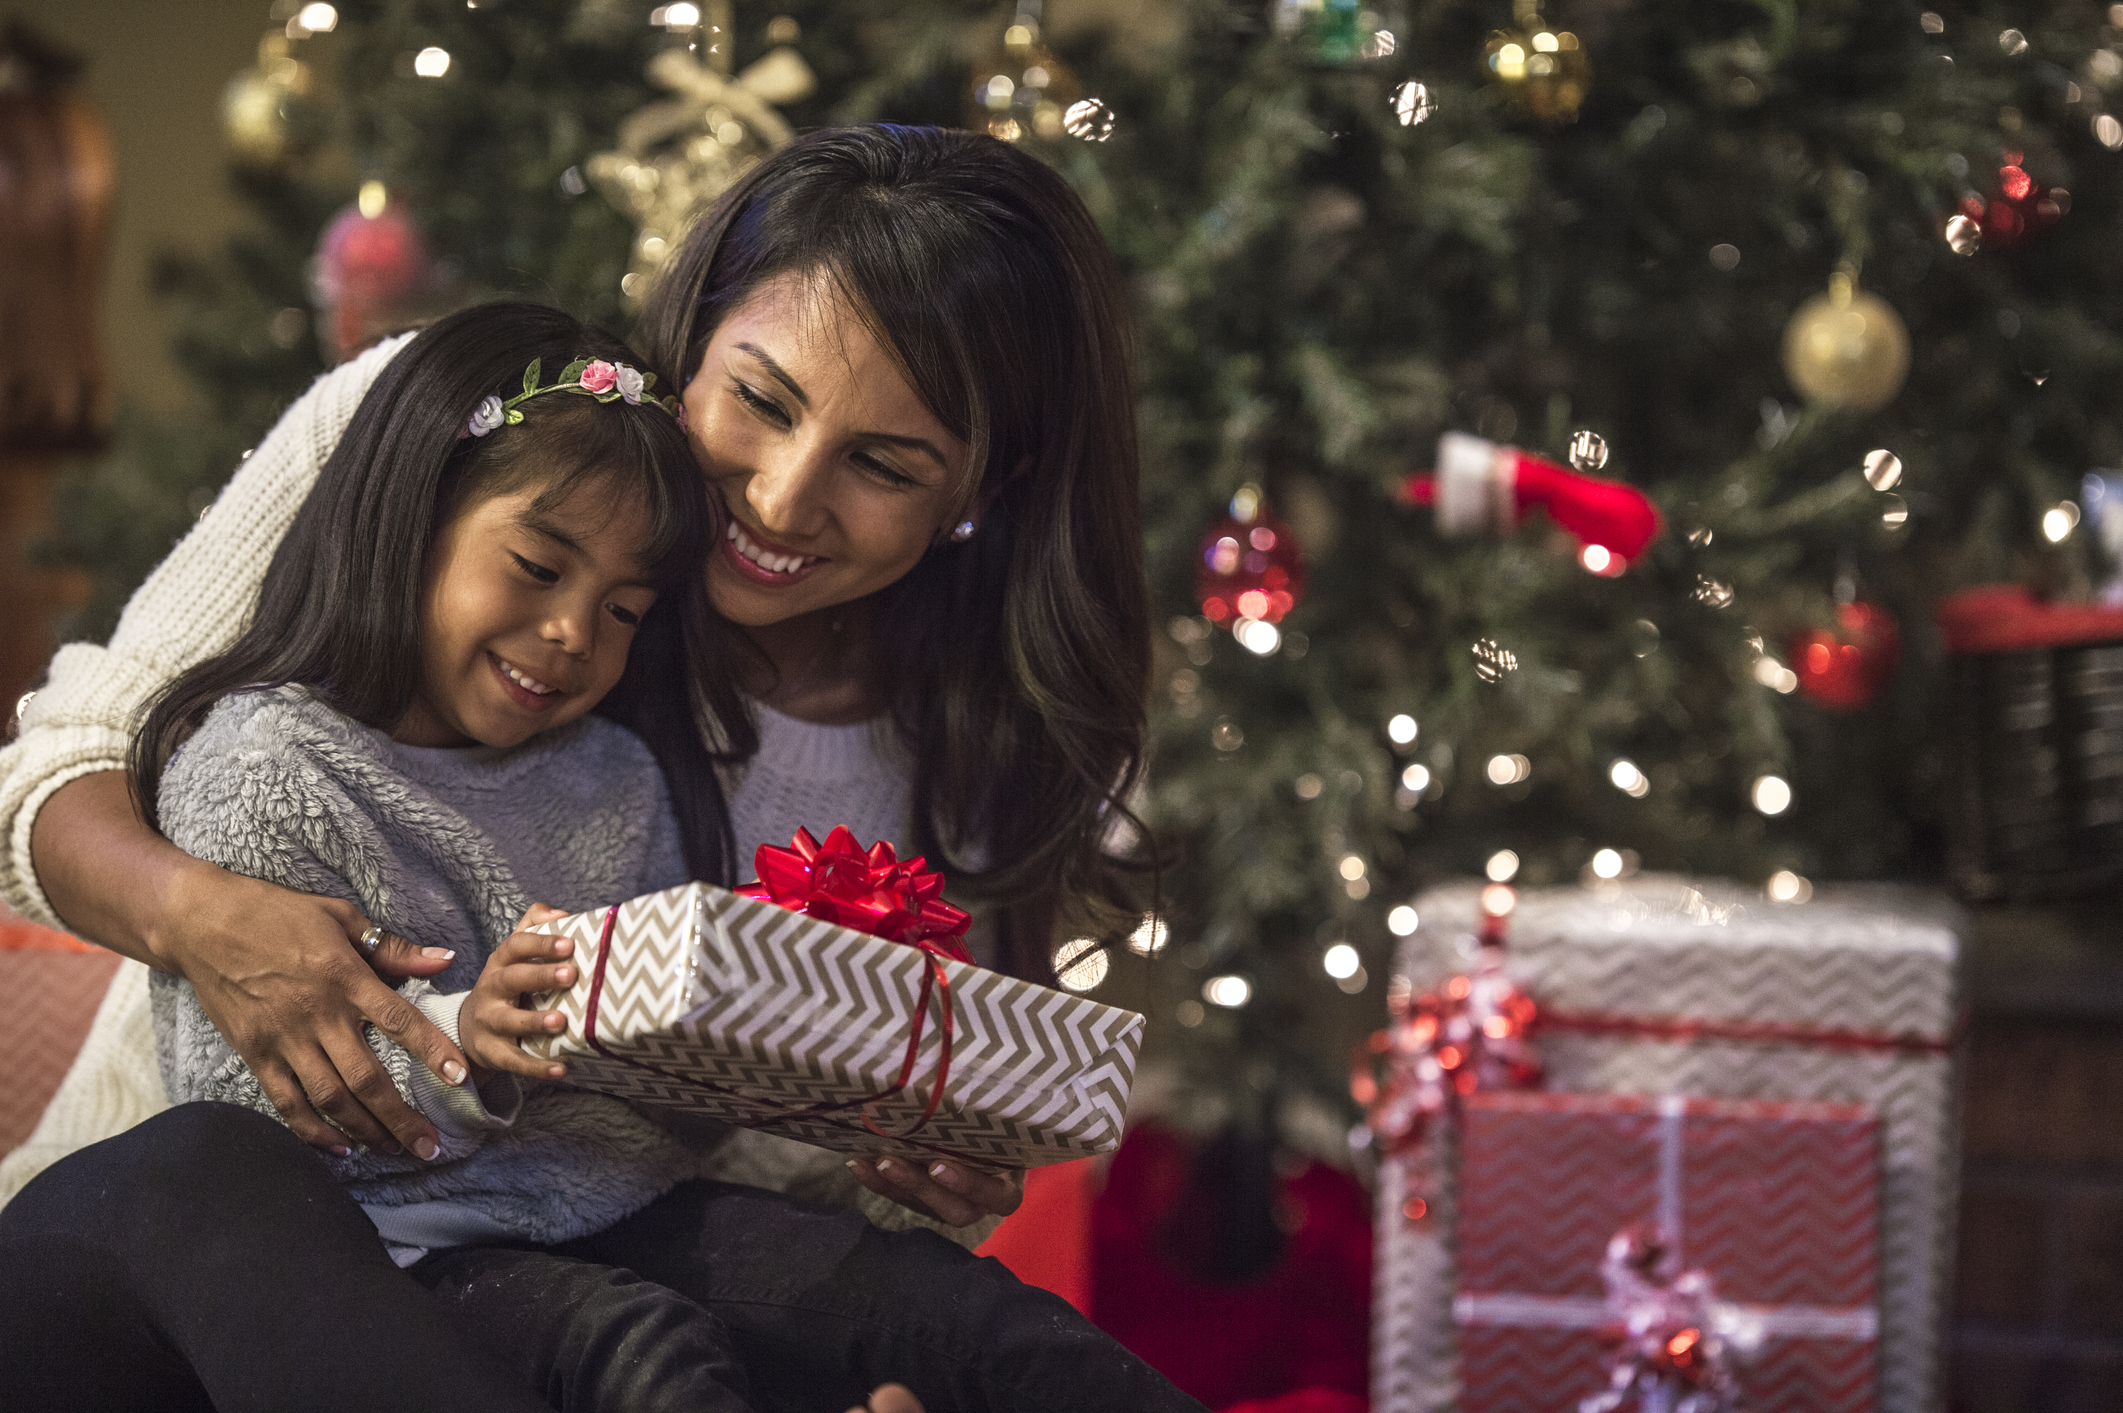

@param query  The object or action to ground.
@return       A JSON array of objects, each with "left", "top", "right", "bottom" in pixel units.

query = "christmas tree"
[{"left": 45, "top": 0, "right": 2123, "bottom": 1117}]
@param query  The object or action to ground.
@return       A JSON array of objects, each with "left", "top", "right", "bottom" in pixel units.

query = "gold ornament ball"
[
  {"left": 1781, "top": 275, "right": 1910, "bottom": 412},
  {"left": 221, "top": 51, "right": 315, "bottom": 168},
  {"left": 1483, "top": 3, "right": 1588, "bottom": 123}
]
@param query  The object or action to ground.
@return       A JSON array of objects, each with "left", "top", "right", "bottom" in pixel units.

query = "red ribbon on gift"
[{"left": 577, "top": 827, "right": 976, "bottom": 1150}]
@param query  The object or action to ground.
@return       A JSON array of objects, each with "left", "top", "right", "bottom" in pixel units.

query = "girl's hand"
[
  {"left": 845, "top": 1155, "right": 1026, "bottom": 1228},
  {"left": 848, "top": 1384, "right": 925, "bottom": 1413},
  {"left": 455, "top": 905, "right": 577, "bottom": 1081}
]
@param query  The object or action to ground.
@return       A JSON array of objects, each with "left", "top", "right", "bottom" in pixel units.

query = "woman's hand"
[
  {"left": 455, "top": 905, "right": 576, "bottom": 1082},
  {"left": 845, "top": 1154, "right": 1025, "bottom": 1228},
  {"left": 33, "top": 771, "right": 469, "bottom": 1158},
  {"left": 166, "top": 866, "right": 469, "bottom": 1159},
  {"left": 848, "top": 1384, "right": 926, "bottom": 1413}
]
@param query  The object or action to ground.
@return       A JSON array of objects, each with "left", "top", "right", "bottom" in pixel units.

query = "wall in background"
[{"left": 2, "top": 0, "right": 265, "bottom": 415}]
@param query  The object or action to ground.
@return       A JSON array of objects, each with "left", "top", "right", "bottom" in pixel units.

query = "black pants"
[{"left": 0, "top": 1103, "right": 1205, "bottom": 1413}]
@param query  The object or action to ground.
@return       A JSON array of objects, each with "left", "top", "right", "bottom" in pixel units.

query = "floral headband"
[{"left": 464, "top": 356, "right": 685, "bottom": 438}]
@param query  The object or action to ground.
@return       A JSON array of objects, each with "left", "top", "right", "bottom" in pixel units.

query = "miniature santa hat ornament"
[{"left": 1399, "top": 432, "right": 1663, "bottom": 565}]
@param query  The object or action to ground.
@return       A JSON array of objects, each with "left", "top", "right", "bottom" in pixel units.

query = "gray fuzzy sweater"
[{"left": 151, "top": 685, "right": 989, "bottom": 1257}]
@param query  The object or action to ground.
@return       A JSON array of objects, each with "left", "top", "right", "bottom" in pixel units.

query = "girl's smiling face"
[
  {"left": 683, "top": 273, "right": 975, "bottom": 629},
  {"left": 394, "top": 477, "right": 660, "bottom": 749}
]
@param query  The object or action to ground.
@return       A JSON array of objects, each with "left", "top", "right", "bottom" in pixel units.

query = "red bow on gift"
[
  {"left": 1353, "top": 925, "right": 1542, "bottom": 1225},
  {"left": 1579, "top": 1226, "right": 1757, "bottom": 1413},
  {"left": 738, "top": 826, "right": 973, "bottom": 963}
]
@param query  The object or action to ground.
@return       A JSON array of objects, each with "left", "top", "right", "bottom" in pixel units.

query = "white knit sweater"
[{"left": 0, "top": 339, "right": 978, "bottom": 1233}]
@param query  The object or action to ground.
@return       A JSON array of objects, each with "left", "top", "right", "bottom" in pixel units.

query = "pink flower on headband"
[
  {"left": 578, "top": 360, "right": 618, "bottom": 395},
  {"left": 615, "top": 364, "right": 645, "bottom": 405}
]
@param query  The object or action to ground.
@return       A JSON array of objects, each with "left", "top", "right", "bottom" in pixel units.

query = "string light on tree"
[
  {"left": 1485, "top": 849, "right": 1520, "bottom": 882},
  {"left": 1609, "top": 759, "right": 1650, "bottom": 797},
  {"left": 1204, "top": 974, "right": 1252, "bottom": 1008},
  {"left": 2043, "top": 501, "right": 2082, "bottom": 543},
  {"left": 1391, "top": 81, "right": 1437, "bottom": 126},
  {"left": 1127, "top": 914, "right": 1168, "bottom": 956},
  {"left": 1589, "top": 847, "right": 1624, "bottom": 879},
  {"left": 1863, "top": 449, "right": 1903, "bottom": 490},
  {"left": 1751, "top": 774, "right": 1793, "bottom": 816},
  {"left": 1051, "top": 936, "right": 1109, "bottom": 992},
  {"left": 1387, "top": 905, "right": 1419, "bottom": 936},
  {"left": 1766, "top": 869, "right": 1814, "bottom": 903},
  {"left": 1387, "top": 713, "right": 1419, "bottom": 748}
]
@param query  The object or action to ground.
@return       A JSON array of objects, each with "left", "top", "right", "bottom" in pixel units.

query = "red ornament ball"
[
  {"left": 1958, "top": 156, "right": 2068, "bottom": 252},
  {"left": 1788, "top": 601, "right": 1899, "bottom": 712},
  {"left": 1196, "top": 499, "right": 1305, "bottom": 626}
]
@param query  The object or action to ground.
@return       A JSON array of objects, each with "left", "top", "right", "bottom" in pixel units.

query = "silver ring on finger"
[{"left": 358, "top": 924, "right": 386, "bottom": 954}]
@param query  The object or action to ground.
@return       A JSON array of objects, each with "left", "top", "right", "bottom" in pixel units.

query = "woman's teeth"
[
  {"left": 728, "top": 520, "right": 818, "bottom": 576},
  {"left": 499, "top": 659, "right": 557, "bottom": 696}
]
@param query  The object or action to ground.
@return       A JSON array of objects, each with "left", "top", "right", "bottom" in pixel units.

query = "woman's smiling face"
[{"left": 683, "top": 272, "right": 975, "bottom": 629}]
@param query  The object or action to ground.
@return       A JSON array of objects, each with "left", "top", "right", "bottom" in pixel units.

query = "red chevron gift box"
[
  {"left": 1377, "top": 876, "right": 1959, "bottom": 1413},
  {"left": 1454, "top": 1091, "right": 1879, "bottom": 1413},
  {"left": 523, "top": 867, "right": 1144, "bottom": 1171}
]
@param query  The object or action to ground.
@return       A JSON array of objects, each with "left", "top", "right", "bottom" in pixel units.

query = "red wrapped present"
[{"left": 1453, "top": 1090, "right": 1878, "bottom": 1413}]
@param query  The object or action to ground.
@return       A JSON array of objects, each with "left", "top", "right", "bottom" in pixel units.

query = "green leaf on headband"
[
  {"left": 639, "top": 370, "right": 658, "bottom": 392},
  {"left": 521, "top": 359, "right": 542, "bottom": 398},
  {"left": 558, "top": 357, "right": 590, "bottom": 386},
  {"left": 505, "top": 409, "right": 523, "bottom": 424}
]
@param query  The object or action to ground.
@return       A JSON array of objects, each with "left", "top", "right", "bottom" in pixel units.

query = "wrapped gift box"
[
  {"left": 1375, "top": 876, "right": 1960, "bottom": 1413},
  {"left": 1454, "top": 1090, "right": 1879, "bottom": 1413},
  {"left": 527, "top": 882, "right": 1144, "bottom": 1169}
]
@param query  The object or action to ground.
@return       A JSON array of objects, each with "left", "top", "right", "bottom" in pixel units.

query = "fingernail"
[
  {"left": 381, "top": 1141, "right": 403, "bottom": 1156},
  {"left": 548, "top": 1064, "right": 567, "bottom": 1079},
  {"left": 929, "top": 1162, "right": 951, "bottom": 1180},
  {"left": 442, "top": 1060, "right": 467, "bottom": 1085},
  {"left": 546, "top": 1012, "right": 564, "bottom": 1029},
  {"left": 421, "top": 947, "right": 456, "bottom": 960},
  {"left": 416, "top": 1138, "right": 440, "bottom": 1161},
  {"left": 875, "top": 1158, "right": 899, "bottom": 1180},
  {"left": 329, "top": 1144, "right": 351, "bottom": 1157},
  {"left": 557, "top": 967, "right": 575, "bottom": 984}
]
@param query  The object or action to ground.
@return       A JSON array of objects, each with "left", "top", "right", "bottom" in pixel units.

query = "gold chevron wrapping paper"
[
  {"left": 524, "top": 883, "right": 1144, "bottom": 1169},
  {"left": 1375, "top": 876, "right": 1960, "bottom": 1413},
  {"left": 1455, "top": 1091, "right": 1880, "bottom": 1413}
]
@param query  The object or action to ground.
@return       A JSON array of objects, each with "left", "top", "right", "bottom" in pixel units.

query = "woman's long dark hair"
[
  {"left": 129, "top": 300, "right": 750, "bottom": 883},
  {"left": 638, "top": 126, "right": 1152, "bottom": 981}
]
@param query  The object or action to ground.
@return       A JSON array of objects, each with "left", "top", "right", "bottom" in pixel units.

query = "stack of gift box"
[{"left": 1373, "top": 876, "right": 1961, "bottom": 1413}]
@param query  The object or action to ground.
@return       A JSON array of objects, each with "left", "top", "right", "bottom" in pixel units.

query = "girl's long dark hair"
[
  {"left": 129, "top": 300, "right": 750, "bottom": 883},
  {"left": 638, "top": 126, "right": 1152, "bottom": 981}
]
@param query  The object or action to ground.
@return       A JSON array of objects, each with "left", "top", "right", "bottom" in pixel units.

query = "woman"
[{"left": 0, "top": 126, "right": 1172, "bottom": 1411}]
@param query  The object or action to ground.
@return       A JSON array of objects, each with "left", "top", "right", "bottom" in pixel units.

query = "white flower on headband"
[
  {"left": 615, "top": 364, "right": 645, "bottom": 405},
  {"left": 466, "top": 395, "right": 506, "bottom": 438}
]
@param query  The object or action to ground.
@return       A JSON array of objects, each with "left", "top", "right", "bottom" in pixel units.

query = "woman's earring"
[{"left": 949, "top": 519, "right": 977, "bottom": 542}]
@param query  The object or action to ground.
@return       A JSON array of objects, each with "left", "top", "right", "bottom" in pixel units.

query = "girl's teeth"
[{"left": 501, "top": 661, "right": 554, "bottom": 695}]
